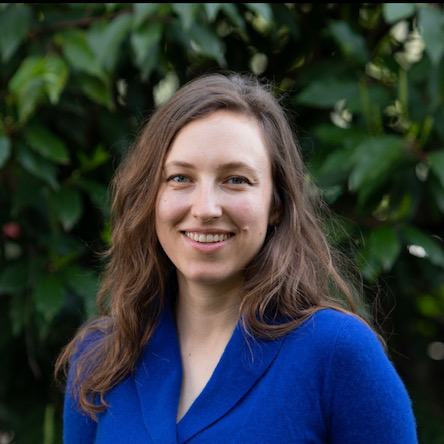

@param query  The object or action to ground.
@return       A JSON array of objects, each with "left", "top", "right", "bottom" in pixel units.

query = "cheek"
[
  {"left": 155, "top": 191, "right": 187, "bottom": 225},
  {"left": 233, "top": 196, "right": 271, "bottom": 232}
]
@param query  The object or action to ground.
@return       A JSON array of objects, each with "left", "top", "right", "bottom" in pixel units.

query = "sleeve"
[
  {"left": 63, "top": 385, "right": 97, "bottom": 444},
  {"left": 325, "top": 316, "right": 418, "bottom": 444},
  {"left": 62, "top": 339, "right": 98, "bottom": 444}
]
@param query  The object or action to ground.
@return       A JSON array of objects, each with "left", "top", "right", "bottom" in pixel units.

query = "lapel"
[
  {"left": 134, "top": 306, "right": 284, "bottom": 444},
  {"left": 177, "top": 322, "right": 284, "bottom": 442},
  {"left": 134, "top": 307, "right": 182, "bottom": 444}
]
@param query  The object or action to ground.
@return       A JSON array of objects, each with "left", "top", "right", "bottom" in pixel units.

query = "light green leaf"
[
  {"left": 87, "top": 13, "right": 133, "bottom": 71},
  {"left": 418, "top": 6, "right": 444, "bottom": 65},
  {"left": 244, "top": 3, "right": 273, "bottom": 25},
  {"left": 0, "top": 261, "right": 29, "bottom": 295},
  {"left": 428, "top": 150, "right": 444, "bottom": 188},
  {"left": 328, "top": 20, "right": 369, "bottom": 64},
  {"left": 203, "top": 3, "right": 223, "bottom": 22},
  {"left": 0, "top": 136, "right": 12, "bottom": 169},
  {"left": 218, "top": 3, "right": 245, "bottom": 30},
  {"left": 188, "top": 22, "right": 226, "bottom": 65},
  {"left": 56, "top": 30, "right": 106, "bottom": 80},
  {"left": 77, "top": 143, "right": 110, "bottom": 172},
  {"left": 417, "top": 294, "right": 442, "bottom": 317},
  {"left": 402, "top": 225, "right": 444, "bottom": 268},
  {"left": 24, "top": 125, "right": 70, "bottom": 165},
  {"left": 33, "top": 274, "right": 66, "bottom": 322},
  {"left": 0, "top": 3, "right": 32, "bottom": 62},
  {"left": 382, "top": 3, "right": 416, "bottom": 24},
  {"left": 51, "top": 187, "right": 83, "bottom": 232},
  {"left": 15, "top": 144, "right": 59, "bottom": 190},
  {"left": 133, "top": 3, "right": 163, "bottom": 29},
  {"left": 9, "top": 55, "right": 69, "bottom": 122},
  {"left": 131, "top": 21, "right": 163, "bottom": 68},
  {"left": 172, "top": 3, "right": 201, "bottom": 31},
  {"left": 368, "top": 226, "right": 402, "bottom": 271}
]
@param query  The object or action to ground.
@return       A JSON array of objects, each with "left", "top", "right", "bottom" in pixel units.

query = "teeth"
[{"left": 185, "top": 232, "right": 230, "bottom": 243}]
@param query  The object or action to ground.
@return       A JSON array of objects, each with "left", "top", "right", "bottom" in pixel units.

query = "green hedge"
[{"left": 1, "top": 4, "right": 443, "bottom": 443}]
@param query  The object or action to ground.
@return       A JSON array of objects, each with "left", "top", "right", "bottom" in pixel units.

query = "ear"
[
  {"left": 268, "top": 189, "right": 282, "bottom": 227},
  {"left": 268, "top": 211, "right": 280, "bottom": 227}
]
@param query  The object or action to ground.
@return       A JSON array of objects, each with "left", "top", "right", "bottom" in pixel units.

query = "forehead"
[{"left": 165, "top": 111, "right": 270, "bottom": 165}]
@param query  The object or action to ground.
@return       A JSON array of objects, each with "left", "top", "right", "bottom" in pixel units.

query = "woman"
[{"left": 56, "top": 72, "right": 418, "bottom": 443}]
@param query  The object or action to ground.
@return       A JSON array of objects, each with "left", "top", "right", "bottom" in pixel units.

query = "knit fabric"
[{"left": 63, "top": 308, "right": 418, "bottom": 443}]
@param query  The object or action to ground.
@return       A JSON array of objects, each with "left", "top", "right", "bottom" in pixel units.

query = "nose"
[{"left": 190, "top": 183, "right": 223, "bottom": 222}]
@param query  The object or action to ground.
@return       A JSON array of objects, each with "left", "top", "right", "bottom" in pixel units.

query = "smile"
[{"left": 184, "top": 232, "right": 232, "bottom": 243}]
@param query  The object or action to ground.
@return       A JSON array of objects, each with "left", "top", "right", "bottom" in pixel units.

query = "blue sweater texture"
[{"left": 64, "top": 308, "right": 418, "bottom": 443}]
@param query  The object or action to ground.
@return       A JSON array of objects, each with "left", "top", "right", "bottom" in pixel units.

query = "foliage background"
[{"left": 1, "top": 3, "right": 443, "bottom": 443}]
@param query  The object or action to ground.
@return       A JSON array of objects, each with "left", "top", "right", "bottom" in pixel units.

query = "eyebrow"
[{"left": 163, "top": 161, "right": 260, "bottom": 177}]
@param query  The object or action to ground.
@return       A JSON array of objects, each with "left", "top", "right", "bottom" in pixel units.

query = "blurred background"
[{"left": 0, "top": 3, "right": 443, "bottom": 443}]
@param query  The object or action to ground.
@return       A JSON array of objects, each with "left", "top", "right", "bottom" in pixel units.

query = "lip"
[{"left": 181, "top": 230, "right": 233, "bottom": 253}]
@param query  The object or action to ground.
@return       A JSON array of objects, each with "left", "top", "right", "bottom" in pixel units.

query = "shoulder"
[
  {"left": 280, "top": 308, "right": 392, "bottom": 383},
  {"left": 286, "top": 308, "right": 382, "bottom": 354}
]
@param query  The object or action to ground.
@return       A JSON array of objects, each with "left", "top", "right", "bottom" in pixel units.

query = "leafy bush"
[{"left": 0, "top": 3, "right": 443, "bottom": 443}]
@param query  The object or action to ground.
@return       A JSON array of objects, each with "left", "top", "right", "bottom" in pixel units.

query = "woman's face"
[{"left": 155, "top": 110, "right": 275, "bottom": 293}]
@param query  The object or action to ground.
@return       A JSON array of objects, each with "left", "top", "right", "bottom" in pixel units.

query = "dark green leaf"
[
  {"left": 15, "top": 144, "right": 59, "bottom": 189},
  {"left": 348, "top": 136, "right": 406, "bottom": 205},
  {"left": 78, "top": 75, "right": 115, "bottom": 109},
  {"left": 9, "top": 292, "right": 26, "bottom": 336},
  {"left": 78, "top": 178, "right": 109, "bottom": 215},
  {"left": 0, "top": 261, "right": 29, "bottom": 295},
  {"left": 328, "top": 20, "right": 368, "bottom": 65},
  {"left": 62, "top": 265, "right": 99, "bottom": 317},
  {"left": 368, "top": 226, "right": 402, "bottom": 271},
  {"left": 402, "top": 225, "right": 444, "bottom": 268},
  {"left": 33, "top": 274, "right": 66, "bottom": 322},
  {"left": 24, "top": 125, "right": 70, "bottom": 165},
  {"left": 50, "top": 187, "right": 83, "bottom": 232},
  {"left": 0, "top": 135, "right": 12, "bottom": 169},
  {"left": 295, "top": 78, "right": 359, "bottom": 108},
  {"left": 428, "top": 150, "right": 444, "bottom": 188},
  {"left": 0, "top": 3, "right": 32, "bottom": 62}
]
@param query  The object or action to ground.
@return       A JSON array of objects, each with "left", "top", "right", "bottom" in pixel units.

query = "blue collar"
[{"left": 134, "top": 305, "right": 285, "bottom": 443}]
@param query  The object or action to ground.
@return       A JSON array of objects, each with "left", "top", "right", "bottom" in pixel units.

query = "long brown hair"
[{"left": 55, "top": 72, "right": 370, "bottom": 419}]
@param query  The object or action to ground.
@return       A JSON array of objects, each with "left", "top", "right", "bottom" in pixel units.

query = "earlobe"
[
  {"left": 269, "top": 188, "right": 282, "bottom": 227},
  {"left": 268, "top": 209, "right": 281, "bottom": 228}
]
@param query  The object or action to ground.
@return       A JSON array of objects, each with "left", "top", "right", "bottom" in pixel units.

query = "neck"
[{"left": 175, "top": 276, "right": 241, "bottom": 342}]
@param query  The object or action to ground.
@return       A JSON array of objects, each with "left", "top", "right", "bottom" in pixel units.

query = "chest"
[{"left": 93, "top": 351, "right": 327, "bottom": 444}]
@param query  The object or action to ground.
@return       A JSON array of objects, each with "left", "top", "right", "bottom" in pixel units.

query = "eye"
[
  {"left": 168, "top": 175, "right": 190, "bottom": 183},
  {"left": 227, "top": 176, "right": 251, "bottom": 185}
]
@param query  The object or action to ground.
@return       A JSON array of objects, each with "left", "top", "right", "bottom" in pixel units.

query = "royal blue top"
[{"left": 63, "top": 308, "right": 418, "bottom": 443}]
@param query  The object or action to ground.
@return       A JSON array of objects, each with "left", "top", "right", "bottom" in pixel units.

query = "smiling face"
[{"left": 155, "top": 110, "right": 275, "bottom": 295}]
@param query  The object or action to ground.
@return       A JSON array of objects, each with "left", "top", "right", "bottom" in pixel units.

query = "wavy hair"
[{"left": 55, "top": 72, "right": 370, "bottom": 419}]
